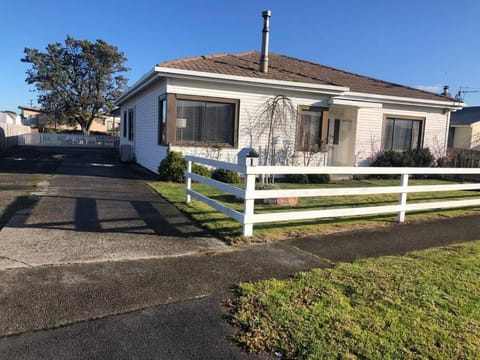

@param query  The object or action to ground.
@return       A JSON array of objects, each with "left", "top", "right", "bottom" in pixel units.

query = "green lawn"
[
  {"left": 149, "top": 179, "right": 480, "bottom": 242},
  {"left": 226, "top": 241, "right": 480, "bottom": 359}
]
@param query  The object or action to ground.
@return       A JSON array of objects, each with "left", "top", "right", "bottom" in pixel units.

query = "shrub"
[
  {"left": 212, "top": 168, "right": 241, "bottom": 183},
  {"left": 191, "top": 163, "right": 211, "bottom": 178},
  {"left": 284, "top": 174, "right": 309, "bottom": 184},
  {"left": 371, "top": 148, "right": 434, "bottom": 168},
  {"left": 404, "top": 148, "right": 434, "bottom": 167},
  {"left": 158, "top": 151, "right": 186, "bottom": 182},
  {"left": 370, "top": 150, "right": 404, "bottom": 167},
  {"left": 308, "top": 173, "right": 331, "bottom": 184}
]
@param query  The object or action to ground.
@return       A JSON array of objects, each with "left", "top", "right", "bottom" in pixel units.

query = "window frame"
[
  {"left": 158, "top": 96, "right": 167, "bottom": 145},
  {"left": 382, "top": 115, "right": 425, "bottom": 151},
  {"left": 166, "top": 94, "right": 239, "bottom": 148},
  {"left": 296, "top": 105, "right": 329, "bottom": 151},
  {"left": 122, "top": 110, "right": 127, "bottom": 138},
  {"left": 127, "top": 107, "right": 135, "bottom": 141}
]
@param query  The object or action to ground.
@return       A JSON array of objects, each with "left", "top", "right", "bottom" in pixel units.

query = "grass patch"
[
  {"left": 226, "top": 241, "right": 480, "bottom": 359},
  {"left": 149, "top": 179, "right": 480, "bottom": 242}
]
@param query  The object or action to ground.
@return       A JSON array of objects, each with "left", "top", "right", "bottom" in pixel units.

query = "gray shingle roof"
[
  {"left": 450, "top": 106, "right": 480, "bottom": 126},
  {"left": 157, "top": 51, "right": 454, "bottom": 102}
]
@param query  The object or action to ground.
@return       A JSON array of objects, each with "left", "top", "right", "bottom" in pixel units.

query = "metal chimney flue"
[
  {"left": 260, "top": 10, "right": 271, "bottom": 73},
  {"left": 442, "top": 85, "right": 451, "bottom": 97}
]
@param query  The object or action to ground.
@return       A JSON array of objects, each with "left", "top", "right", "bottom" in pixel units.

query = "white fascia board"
[
  {"left": 329, "top": 97, "right": 383, "bottom": 108},
  {"left": 115, "top": 69, "right": 159, "bottom": 105},
  {"left": 154, "top": 66, "right": 349, "bottom": 95},
  {"left": 344, "top": 91, "right": 465, "bottom": 110}
]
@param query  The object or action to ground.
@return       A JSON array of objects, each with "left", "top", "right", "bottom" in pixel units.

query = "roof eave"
[
  {"left": 154, "top": 66, "right": 349, "bottom": 95},
  {"left": 342, "top": 91, "right": 465, "bottom": 110},
  {"left": 115, "top": 68, "right": 160, "bottom": 106}
]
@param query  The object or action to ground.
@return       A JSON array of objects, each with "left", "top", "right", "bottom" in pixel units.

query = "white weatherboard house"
[{"left": 117, "top": 14, "right": 463, "bottom": 173}]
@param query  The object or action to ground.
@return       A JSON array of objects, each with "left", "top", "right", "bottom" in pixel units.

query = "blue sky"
[{"left": 1, "top": 0, "right": 479, "bottom": 111}]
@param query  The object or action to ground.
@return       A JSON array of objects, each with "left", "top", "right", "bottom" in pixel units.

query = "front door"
[{"left": 328, "top": 118, "right": 353, "bottom": 166}]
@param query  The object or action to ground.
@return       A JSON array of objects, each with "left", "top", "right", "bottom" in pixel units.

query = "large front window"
[
  {"left": 384, "top": 117, "right": 423, "bottom": 151},
  {"left": 176, "top": 99, "right": 235, "bottom": 146}
]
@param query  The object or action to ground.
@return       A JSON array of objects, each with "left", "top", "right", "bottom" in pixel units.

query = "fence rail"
[
  {"left": 18, "top": 133, "right": 117, "bottom": 148},
  {"left": 185, "top": 155, "right": 480, "bottom": 237}
]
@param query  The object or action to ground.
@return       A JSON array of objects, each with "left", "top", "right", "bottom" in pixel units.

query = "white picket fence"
[
  {"left": 18, "top": 133, "right": 117, "bottom": 148},
  {"left": 185, "top": 155, "right": 480, "bottom": 237}
]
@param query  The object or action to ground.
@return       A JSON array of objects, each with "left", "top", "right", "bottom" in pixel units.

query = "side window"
[
  {"left": 123, "top": 111, "right": 127, "bottom": 138},
  {"left": 158, "top": 97, "right": 167, "bottom": 145},
  {"left": 127, "top": 108, "right": 134, "bottom": 141}
]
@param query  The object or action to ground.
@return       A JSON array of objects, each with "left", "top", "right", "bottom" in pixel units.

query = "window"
[
  {"left": 297, "top": 106, "right": 328, "bottom": 150},
  {"left": 127, "top": 108, "right": 134, "bottom": 141},
  {"left": 384, "top": 117, "right": 423, "bottom": 151},
  {"left": 327, "top": 118, "right": 340, "bottom": 145},
  {"left": 158, "top": 97, "right": 167, "bottom": 145},
  {"left": 122, "top": 111, "right": 127, "bottom": 138},
  {"left": 175, "top": 98, "right": 236, "bottom": 146}
]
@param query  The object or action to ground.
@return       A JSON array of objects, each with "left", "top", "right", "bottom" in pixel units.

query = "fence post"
[
  {"left": 243, "top": 170, "right": 255, "bottom": 237},
  {"left": 186, "top": 159, "right": 192, "bottom": 203},
  {"left": 397, "top": 173, "right": 409, "bottom": 222}
]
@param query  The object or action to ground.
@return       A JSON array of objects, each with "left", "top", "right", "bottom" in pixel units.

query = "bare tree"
[{"left": 255, "top": 95, "right": 296, "bottom": 184}]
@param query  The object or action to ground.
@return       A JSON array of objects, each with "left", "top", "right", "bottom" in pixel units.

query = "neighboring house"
[
  {"left": 448, "top": 106, "right": 480, "bottom": 150},
  {"left": 18, "top": 105, "right": 119, "bottom": 134},
  {"left": 0, "top": 111, "right": 22, "bottom": 125},
  {"left": 18, "top": 106, "right": 49, "bottom": 127}
]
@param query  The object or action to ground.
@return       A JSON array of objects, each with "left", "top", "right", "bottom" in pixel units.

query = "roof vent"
[{"left": 260, "top": 10, "right": 271, "bottom": 73}]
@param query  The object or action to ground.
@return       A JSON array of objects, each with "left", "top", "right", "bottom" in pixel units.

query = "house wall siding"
[
  {"left": 354, "top": 105, "right": 448, "bottom": 165},
  {"left": 119, "top": 80, "right": 168, "bottom": 172},
  {"left": 167, "top": 78, "right": 330, "bottom": 166},
  {"left": 120, "top": 76, "right": 452, "bottom": 171},
  {"left": 453, "top": 127, "right": 473, "bottom": 149}
]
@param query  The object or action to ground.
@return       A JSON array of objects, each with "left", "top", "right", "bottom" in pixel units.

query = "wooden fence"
[{"left": 185, "top": 155, "right": 480, "bottom": 237}]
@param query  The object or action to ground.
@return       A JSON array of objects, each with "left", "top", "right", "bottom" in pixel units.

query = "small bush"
[
  {"left": 404, "top": 148, "right": 434, "bottom": 167},
  {"left": 191, "top": 163, "right": 211, "bottom": 178},
  {"left": 371, "top": 148, "right": 434, "bottom": 168},
  {"left": 212, "top": 168, "right": 241, "bottom": 183},
  {"left": 158, "top": 151, "right": 186, "bottom": 182},
  {"left": 284, "top": 174, "right": 309, "bottom": 184},
  {"left": 308, "top": 173, "right": 330, "bottom": 184},
  {"left": 371, "top": 150, "right": 404, "bottom": 167}
]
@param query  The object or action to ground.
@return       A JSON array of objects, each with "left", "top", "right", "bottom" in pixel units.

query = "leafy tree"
[{"left": 22, "top": 36, "right": 129, "bottom": 134}]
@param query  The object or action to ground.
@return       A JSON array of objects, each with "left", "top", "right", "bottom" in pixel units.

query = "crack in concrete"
[{"left": 0, "top": 255, "right": 32, "bottom": 268}]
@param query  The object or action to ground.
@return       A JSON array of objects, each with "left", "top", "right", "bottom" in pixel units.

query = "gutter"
[{"left": 343, "top": 92, "right": 464, "bottom": 110}]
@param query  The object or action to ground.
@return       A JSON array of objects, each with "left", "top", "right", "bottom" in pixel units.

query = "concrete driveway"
[{"left": 0, "top": 146, "right": 228, "bottom": 269}]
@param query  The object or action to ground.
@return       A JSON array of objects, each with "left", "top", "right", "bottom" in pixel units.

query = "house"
[
  {"left": 0, "top": 111, "right": 22, "bottom": 125},
  {"left": 448, "top": 106, "right": 480, "bottom": 150},
  {"left": 18, "top": 106, "right": 49, "bottom": 128},
  {"left": 116, "top": 12, "right": 463, "bottom": 173},
  {"left": 18, "top": 105, "right": 120, "bottom": 135}
]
